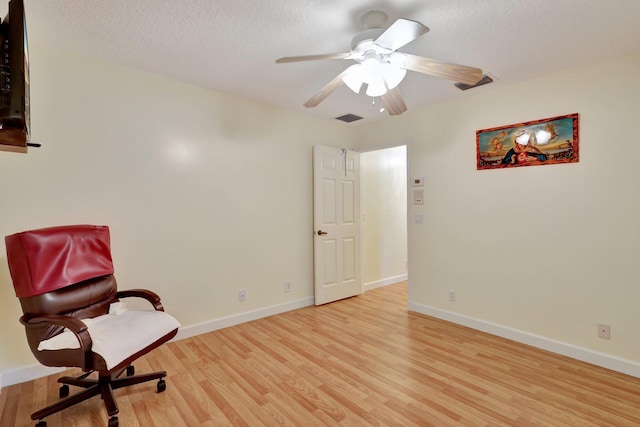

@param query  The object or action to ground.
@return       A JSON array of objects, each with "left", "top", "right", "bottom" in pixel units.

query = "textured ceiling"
[{"left": 22, "top": 0, "right": 640, "bottom": 123}]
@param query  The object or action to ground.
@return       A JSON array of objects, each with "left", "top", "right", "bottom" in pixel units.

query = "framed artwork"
[{"left": 476, "top": 113, "right": 579, "bottom": 170}]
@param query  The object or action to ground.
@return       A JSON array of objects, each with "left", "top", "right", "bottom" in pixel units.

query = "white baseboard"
[
  {"left": 0, "top": 296, "right": 315, "bottom": 389},
  {"left": 363, "top": 274, "right": 407, "bottom": 292},
  {"left": 1, "top": 364, "right": 66, "bottom": 391},
  {"left": 173, "top": 296, "right": 314, "bottom": 341},
  {"left": 409, "top": 301, "right": 640, "bottom": 379}
]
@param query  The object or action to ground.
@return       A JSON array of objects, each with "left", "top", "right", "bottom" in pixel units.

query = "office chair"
[{"left": 5, "top": 225, "right": 180, "bottom": 427}]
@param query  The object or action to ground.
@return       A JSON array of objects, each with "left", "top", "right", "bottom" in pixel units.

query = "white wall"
[
  {"left": 360, "top": 146, "right": 407, "bottom": 289},
  {"left": 352, "top": 52, "right": 640, "bottom": 375},
  {"left": 0, "top": 46, "right": 353, "bottom": 385}
]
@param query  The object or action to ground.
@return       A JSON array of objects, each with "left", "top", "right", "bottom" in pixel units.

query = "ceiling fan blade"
[
  {"left": 382, "top": 87, "right": 407, "bottom": 116},
  {"left": 402, "top": 53, "right": 482, "bottom": 86},
  {"left": 304, "top": 70, "right": 349, "bottom": 108},
  {"left": 374, "top": 19, "right": 429, "bottom": 51},
  {"left": 276, "top": 53, "right": 351, "bottom": 63}
]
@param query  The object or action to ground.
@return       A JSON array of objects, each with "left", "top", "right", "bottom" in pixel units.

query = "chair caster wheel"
[
  {"left": 108, "top": 416, "right": 119, "bottom": 427},
  {"left": 126, "top": 365, "right": 135, "bottom": 376},
  {"left": 35, "top": 420, "right": 47, "bottom": 427},
  {"left": 59, "top": 384, "right": 69, "bottom": 398},
  {"left": 157, "top": 378, "right": 166, "bottom": 393}
]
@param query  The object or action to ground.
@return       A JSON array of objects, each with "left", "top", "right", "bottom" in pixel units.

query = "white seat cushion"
[{"left": 37, "top": 309, "right": 180, "bottom": 370}]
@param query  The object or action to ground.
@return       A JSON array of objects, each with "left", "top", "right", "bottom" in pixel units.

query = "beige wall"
[
  {"left": 2, "top": 44, "right": 639, "bottom": 385},
  {"left": 360, "top": 146, "right": 407, "bottom": 288},
  {"left": 353, "top": 52, "right": 640, "bottom": 370},
  {"left": 0, "top": 46, "right": 352, "bottom": 380}
]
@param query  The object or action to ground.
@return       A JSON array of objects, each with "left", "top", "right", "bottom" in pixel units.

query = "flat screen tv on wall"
[{"left": 0, "top": 0, "right": 30, "bottom": 153}]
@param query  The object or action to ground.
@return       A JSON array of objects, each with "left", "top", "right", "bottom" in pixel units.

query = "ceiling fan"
[{"left": 276, "top": 11, "right": 483, "bottom": 116}]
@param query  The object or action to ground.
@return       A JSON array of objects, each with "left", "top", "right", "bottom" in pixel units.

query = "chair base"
[{"left": 31, "top": 366, "right": 167, "bottom": 424}]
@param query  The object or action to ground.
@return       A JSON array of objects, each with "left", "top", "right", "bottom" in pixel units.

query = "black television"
[{"left": 0, "top": 0, "right": 30, "bottom": 153}]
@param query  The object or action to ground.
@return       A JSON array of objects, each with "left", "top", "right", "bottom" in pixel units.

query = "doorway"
[{"left": 360, "top": 145, "right": 408, "bottom": 292}]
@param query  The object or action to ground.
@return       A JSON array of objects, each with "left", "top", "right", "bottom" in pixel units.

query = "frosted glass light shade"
[
  {"left": 383, "top": 66, "right": 406, "bottom": 90},
  {"left": 366, "top": 77, "right": 387, "bottom": 97},
  {"left": 342, "top": 64, "right": 364, "bottom": 93},
  {"left": 341, "top": 57, "right": 407, "bottom": 97}
]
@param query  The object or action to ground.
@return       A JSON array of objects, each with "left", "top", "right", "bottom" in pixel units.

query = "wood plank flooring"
[{"left": 1, "top": 282, "right": 639, "bottom": 426}]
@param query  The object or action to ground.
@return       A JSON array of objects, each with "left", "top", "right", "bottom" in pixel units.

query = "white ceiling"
[{"left": 23, "top": 0, "right": 640, "bottom": 123}]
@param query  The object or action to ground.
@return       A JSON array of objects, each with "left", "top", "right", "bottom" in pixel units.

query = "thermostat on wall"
[
  {"left": 413, "top": 189, "right": 424, "bottom": 205},
  {"left": 412, "top": 177, "right": 424, "bottom": 186}
]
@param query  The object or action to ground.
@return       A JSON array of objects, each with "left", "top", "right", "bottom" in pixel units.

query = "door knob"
[{"left": 316, "top": 230, "right": 328, "bottom": 236}]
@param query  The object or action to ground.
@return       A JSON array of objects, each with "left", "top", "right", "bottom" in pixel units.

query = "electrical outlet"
[
  {"left": 597, "top": 323, "right": 610, "bottom": 340},
  {"left": 239, "top": 290, "right": 246, "bottom": 302},
  {"left": 449, "top": 289, "right": 456, "bottom": 302},
  {"left": 284, "top": 281, "right": 292, "bottom": 293}
]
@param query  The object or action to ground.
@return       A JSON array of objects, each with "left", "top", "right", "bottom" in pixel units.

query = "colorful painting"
[{"left": 476, "top": 113, "right": 579, "bottom": 170}]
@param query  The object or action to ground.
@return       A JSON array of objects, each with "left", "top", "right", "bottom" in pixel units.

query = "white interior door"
[{"left": 313, "top": 145, "right": 361, "bottom": 305}]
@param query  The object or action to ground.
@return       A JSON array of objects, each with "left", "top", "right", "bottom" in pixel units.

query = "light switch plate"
[{"left": 413, "top": 189, "right": 424, "bottom": 204}]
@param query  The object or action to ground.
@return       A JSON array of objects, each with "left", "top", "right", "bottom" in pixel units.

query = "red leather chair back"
[{"left": 5, "top": 224, "right": 114, "bottom": 298}]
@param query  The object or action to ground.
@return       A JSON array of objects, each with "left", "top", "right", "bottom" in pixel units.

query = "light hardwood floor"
[{"left": 1, "top": 282, "right": 639, "bottom": 426}]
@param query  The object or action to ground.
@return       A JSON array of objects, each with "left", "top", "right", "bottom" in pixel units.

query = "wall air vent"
[
  {"left": 335, "top": 113, "right": 363, "bottom": 123},
  {"left": 454, "top": 75, "right": 494, "bottom": 91}
]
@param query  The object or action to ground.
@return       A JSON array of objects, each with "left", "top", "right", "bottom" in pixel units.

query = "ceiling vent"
[
  {"left": 335, "top": 113, "right": 363, "bottom": 123},
  {"left": 455, "top": 74, "right": 494, "bottom": 91}
]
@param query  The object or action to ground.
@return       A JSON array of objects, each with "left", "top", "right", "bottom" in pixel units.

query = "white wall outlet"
[
  {"left": 597, "top": 323, "right": 611, "bottom": 339},
  {"left": 284, "top": 281, "right": 292, "bottom": 293},
  {"left": 239, "top": 290, "right": 246, "bottom": 302},
  {"left": 449, "top": 289, "right": 456, "bottom": 302}
]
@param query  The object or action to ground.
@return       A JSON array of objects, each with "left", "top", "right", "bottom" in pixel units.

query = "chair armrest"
[
  {"left": 116, "top": 289, "right": 165, "bottom": 311},
  {"left": 20, "top": 315, "right": 93, "bottom": 371}
]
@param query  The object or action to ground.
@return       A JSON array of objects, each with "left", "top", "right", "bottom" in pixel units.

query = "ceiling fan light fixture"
[
  {"left": 365, "top": 77, "right": 387, "bottom": 97},
  {"left": 342, "top": 64, "right": 364, "bottom": 93},
  {"left": 383, "top": 66, "right": 406, "bottom": 90},
  {"left": 388, "top": 52, "right": 406, "bottom": 68},
  {"left": 363, "top": 60, "right": 406, "bottom": 96},
  {"left": 354, "top": 57, "right": 395, "bottom": 97}
]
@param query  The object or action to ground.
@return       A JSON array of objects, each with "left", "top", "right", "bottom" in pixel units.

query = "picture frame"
[{"left": 476, "top": 113, "right": 579, "bottom": 170}]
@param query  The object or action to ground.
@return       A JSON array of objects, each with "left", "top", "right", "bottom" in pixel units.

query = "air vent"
[
  {"left": 335, "top": 113, "right": 363, "bottom": 123},
  {"left": 454, "top": 75, "right": 494, "bottom": 91}
]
